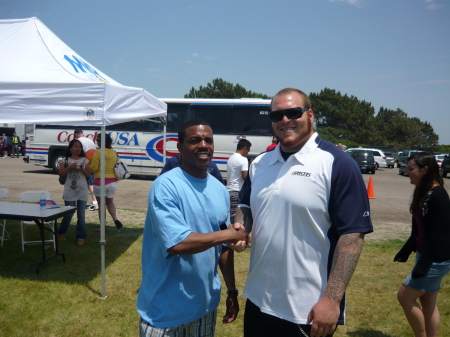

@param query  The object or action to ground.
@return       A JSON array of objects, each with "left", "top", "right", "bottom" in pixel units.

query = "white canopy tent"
[{"left": 0, "top": 17, "right": 167, "bottom": 297}]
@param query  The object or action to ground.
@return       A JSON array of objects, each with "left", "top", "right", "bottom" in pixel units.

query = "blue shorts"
[
  {"left": 404, "top": 253, "right": 450, "bottom": 292},
  {"left": 87, "top": 172, "right": 94, "bottom": 186}
]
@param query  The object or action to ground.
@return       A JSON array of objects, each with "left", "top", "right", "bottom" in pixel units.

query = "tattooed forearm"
[
  {"left": 234, "top": 206, "right": 253, "bottom": 234},
  {"left": 324, "top": 232, "right": 365, "bottom": 301}
]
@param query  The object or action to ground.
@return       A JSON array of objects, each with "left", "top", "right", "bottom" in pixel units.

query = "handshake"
[{"left": 225, "top": 223, "right": 250, "bottom": 253}]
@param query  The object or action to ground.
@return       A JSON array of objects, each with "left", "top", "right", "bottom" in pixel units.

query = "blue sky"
[{"left": 2, "top": 0, "right": 449, "bottom": 144}]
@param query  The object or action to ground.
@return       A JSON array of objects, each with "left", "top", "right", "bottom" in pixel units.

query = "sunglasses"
[{"left": 269, "top": 107, "right": 309, "bottom": 123}]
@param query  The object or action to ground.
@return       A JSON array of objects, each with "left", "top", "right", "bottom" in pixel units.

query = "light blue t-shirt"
[{"left": 137, "top": 167, "right": 230, "bottom": 328}]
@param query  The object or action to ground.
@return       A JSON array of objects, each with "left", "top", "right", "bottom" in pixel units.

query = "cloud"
[
  {"left": 328, "top": 0, "right": 362, "bottom": 6},
  {"left": 423, "top": 0, "right": 445, "bottom": 10},
  {"left": 187, "top": 53, "right": 216, "bottom": 63},
  {"left": 192, "top": 52, "right": 215, "bottom": 60}
]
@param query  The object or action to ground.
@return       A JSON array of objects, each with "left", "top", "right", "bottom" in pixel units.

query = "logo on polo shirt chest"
[{"left": 291, "top": 171, "right": 311, "bottom": 177}]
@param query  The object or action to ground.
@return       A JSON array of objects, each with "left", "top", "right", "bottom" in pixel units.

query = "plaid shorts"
[{"left": 139, "top": 310, "right": 217, "bottom": 337}]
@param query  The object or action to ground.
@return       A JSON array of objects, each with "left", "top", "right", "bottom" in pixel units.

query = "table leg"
[{"left": 34, "top": 219, "right": 65, "bottom": 273}]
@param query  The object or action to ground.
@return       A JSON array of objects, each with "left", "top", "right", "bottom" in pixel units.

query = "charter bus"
[{"left": 23, "top": 98, "right": 273, "bottom": 177}]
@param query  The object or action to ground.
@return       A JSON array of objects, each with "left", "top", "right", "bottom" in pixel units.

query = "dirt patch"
[{"left": 367, "top": 221, "right": 410, "bottom": 241}]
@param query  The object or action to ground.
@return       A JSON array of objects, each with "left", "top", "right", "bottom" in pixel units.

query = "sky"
[{"left": 2, "top": 0, "right": 449, "bottom": 144}]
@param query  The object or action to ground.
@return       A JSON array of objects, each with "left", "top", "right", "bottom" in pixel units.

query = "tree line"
[{"left": 186, "top": 79, "right": 445, "bottom": 152}]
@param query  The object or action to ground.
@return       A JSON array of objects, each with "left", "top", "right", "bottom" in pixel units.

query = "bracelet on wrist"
[{"left": 226, "top": 289, "right": 239, "bottom": 295}]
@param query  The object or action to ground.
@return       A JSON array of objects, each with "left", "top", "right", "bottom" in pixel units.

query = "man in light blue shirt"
[{"left": 137, "top": 118, "right": 248, "bottom": 337}]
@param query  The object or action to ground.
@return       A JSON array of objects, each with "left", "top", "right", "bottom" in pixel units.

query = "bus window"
[
  {"left": 232, "top": 106, "right": 271, "bottom": 135},
  {"left": 194, "top": 106, "right": 232, "bottom": 134},
  {"left": 167, "top": 104, "right": 191, "bottom": 132}
]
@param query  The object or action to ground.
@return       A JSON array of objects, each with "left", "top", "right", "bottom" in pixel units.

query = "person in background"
[
  {"left": 137, "top": 118, "right": 248, "bottom": 337},
  {"left": 10, "top": 132, "right": 20, "bottom": 158},
  {"left": 265, "top": 135, "right": 278, "bottom": 151},
  {"left": 160, "top": 153, "right": 225, "bottom": 185},
  {"left": 235, "top": 88, "right": 372, "bottom": 337},
  {"left": 226, "top": 139, "right": 251, "bottom": 226},
  {"left": 57, "top": 139, "right": 91, "bottom": 246},
  {"left": 74, "top": 128, "right": 98, "bottom": 210},
  {"left": 395, "top": 152, "right": 450, "bottom": 337},
  {"left": 1, "top": 133, "right": 7, "bottom": 158},
  {"left": 336, "top": 143, "right": 347, "bottom": 151},
  {"left": 90, "top": 133, "right": 123, "bottom": 230}
]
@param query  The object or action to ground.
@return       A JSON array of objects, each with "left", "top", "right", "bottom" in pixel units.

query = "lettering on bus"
[
  {"left": 260, "top": 110, "right": 269, "bottom": 115},
  {"left": 57, "top": 131, "right": 139, "bottom": 146},
  {"left": 109, "top": 132, "right": 140, "bottom": 146},
  {"left": 57, "top": 131, "right": 98, "bottom": 143}
]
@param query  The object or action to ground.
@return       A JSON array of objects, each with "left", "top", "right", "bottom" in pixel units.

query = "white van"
[{"left": 346, "top": 148, "right": 387, "bottom": 169}]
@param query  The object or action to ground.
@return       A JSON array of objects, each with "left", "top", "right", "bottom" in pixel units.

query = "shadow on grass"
[
  {"left": 347, "top": 331, "right": 395, "bottom": 337},
  {"left": 0, "top": 220, "right": 142, "bottom": 291}
]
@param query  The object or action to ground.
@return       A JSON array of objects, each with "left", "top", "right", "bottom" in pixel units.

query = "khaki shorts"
[{"left": 93, "top": 182, "right": 117, "bottom": 198}]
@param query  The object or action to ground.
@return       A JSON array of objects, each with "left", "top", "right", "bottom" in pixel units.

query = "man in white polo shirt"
[
  {"left": 234, "top": 88, "right": 373, "bottom": 337},
  {"left": 226, "top": 139, "right": 251, "bottom": 226}
]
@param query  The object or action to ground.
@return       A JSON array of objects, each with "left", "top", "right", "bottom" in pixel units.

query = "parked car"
[
  {"left": 434, "top": 154, "right": 446, "bottom": 168},
  {"left": 384, "top": 152, "right": 396, "bottom": 168},
  {"left": 0, "top": 136, "right": 26, "bottom": 157},
  {"left": 346, "top": 148, "right": 387, "bottom": 169},
  {"left": 441, "top": 155, "right": 450, "bottom": 178},
  {"left": 348, "top": 149, "right": 376, "bottom": 174},
  {"left": 398, "top": 150, "right": 422, "bottom": 175}
]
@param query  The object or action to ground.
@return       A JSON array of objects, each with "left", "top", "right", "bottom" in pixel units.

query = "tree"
[
  {"left": 373, "top": 107, "right": 439, "bottom": 151},
  {"left": 309, "top": 88, "right": 377, "bottom": 145},
  {"left": 309, "top": 88, "right": 439, "bottom": 151},
  {"left": 184, "top": 78, "right": 270, "bottom": 99},
  {"left": 437, "top": 145, "right": 450, "bottom": 153}
]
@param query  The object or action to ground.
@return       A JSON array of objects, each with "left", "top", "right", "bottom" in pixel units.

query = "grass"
[{"left": 0, "top": 221, "right": 449, "bottom": 337}]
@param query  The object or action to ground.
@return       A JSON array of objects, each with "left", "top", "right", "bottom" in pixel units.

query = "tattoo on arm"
[
  {"left": 324, "top": 232, "right": 365, "bottom": 301},
  {"left": 234, "top": 207, "right": 253, "bottom": 234}
]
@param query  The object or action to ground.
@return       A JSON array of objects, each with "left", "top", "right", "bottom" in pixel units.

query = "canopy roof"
[{"left": 0, "top": 17, "right": 167, "bottom": 126}]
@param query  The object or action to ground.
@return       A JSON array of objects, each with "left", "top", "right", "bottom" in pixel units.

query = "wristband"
[{"left": 226, "top": 289, "right": 239, "bottom": 295}]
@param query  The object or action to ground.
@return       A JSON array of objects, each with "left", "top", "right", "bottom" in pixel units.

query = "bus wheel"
[{"left": 52, "top": 152, "right": 66, "bottom": 174}]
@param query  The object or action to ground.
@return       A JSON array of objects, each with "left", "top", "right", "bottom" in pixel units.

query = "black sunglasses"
[{"left": 269, "top": 107, "right": 309, "bottom": 123}]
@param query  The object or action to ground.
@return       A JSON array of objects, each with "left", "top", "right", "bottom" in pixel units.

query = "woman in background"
[
  {"left": 58, "top": 139, "right": 90, "bottom": 246},
  {"left": 90, "top": 133, "right": 123, "bottom": 230},
  {"left": 395, "top": 152, "right": 450, "bottom": 337}
]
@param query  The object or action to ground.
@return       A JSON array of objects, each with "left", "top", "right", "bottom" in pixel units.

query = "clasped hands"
[{"left": 227, "top": 223, "right": 249, "bottom": 253}]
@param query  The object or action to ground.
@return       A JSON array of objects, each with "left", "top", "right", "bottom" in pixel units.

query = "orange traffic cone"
[{"left": 367, "top": 176, "right": 376, "bottom": 199}]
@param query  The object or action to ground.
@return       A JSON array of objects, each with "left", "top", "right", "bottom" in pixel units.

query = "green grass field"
[{"left": 0, "top": 221, "right": 448, "bottom": 336}]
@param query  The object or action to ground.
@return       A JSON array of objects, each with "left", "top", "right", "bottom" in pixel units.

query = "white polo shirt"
[
  {"left": 239, "top": 133, "right": 373, "bottom": 325},
  {"left": 226, "top": 152, "right": 248, "bottom": 192}
]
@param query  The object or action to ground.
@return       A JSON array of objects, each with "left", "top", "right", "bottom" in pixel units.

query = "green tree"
[
  {"left": 373, "top": 107, "right": 439, "bottom": 151},
  {"left": 184, "top": 78, "right": 271, "bottom": 99},
  {"left": 437, "top": 145, "right": 450, "bottom": 153},
  {"left": 309, "top": 88, "right": 377, "bottom": 145}
]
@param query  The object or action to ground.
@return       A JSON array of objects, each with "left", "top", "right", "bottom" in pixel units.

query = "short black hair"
[
  {"left": 237, "top": 139, "right": 252, "bottom": 150},
  {"left": 74, "top": 128, "right": 83, "bottom": 135},
  {"left": 178, "top": 118, "right": 211, "bottom": 144}
]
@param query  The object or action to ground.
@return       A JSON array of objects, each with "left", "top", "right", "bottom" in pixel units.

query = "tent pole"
[
  {"left": 100, "top": 126, "right": 107, "bottom": 299},
  {"left": 163, "top": 116, "right": 167, "bottom": 166}
]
